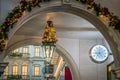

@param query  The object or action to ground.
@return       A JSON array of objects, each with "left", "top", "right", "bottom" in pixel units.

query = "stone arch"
[
  {"left": 7, "top": 4, "right": 120, "bottom": 67},
  {"left": 4, "top": 2, "right": 120, "bottom": 79},
  {"left": 5, "top": 38, "right": 80, "bottom": 80}
]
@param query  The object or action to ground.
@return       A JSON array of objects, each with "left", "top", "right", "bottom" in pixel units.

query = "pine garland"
[
  {"left": 0, "top": 0, "right": 120, "bottom": 52},
  {"left": 0, "top": 0, "right": 50, "bottom": 52},
  {"left": 76, "top": 0, "right": 120, "bottom": 31},
  {"left": 8, "top": 52, "right": 23, "bottom": 57}
]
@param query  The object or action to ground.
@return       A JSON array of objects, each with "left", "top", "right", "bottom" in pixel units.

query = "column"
[
  {"left": 18, "top": 61, "right": 22, "bottom": 75},
  {"left": 28, "top": 61, "right": 33, "bottom": 80},
  {"left": 8, "top": 62, "right": 12, "bottom": 75}
]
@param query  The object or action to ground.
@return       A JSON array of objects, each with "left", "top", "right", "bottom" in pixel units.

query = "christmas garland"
[
  {"left": 0, "top": 0, "right": 50, "bottom": 52},
  {"left": 0, "top": 0, "right": 120, "bottom": 52},
  {"left": 76, "top": 0, "right": 120, "bottom": 31}
]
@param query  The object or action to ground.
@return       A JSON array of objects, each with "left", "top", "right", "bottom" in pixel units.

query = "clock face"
[{"left": 89, "top": 45, "right": 109, "bottom": 63}]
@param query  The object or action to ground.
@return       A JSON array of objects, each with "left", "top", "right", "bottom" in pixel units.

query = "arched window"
[
  {"left": 34, "top": 66, "right": 40, "bottom": 76},
  {"left": 22, "top": 62, "right": 28, "bottom": 76},
  {"left": 12, "top": 62, "right": 18, "bottom": 75}
]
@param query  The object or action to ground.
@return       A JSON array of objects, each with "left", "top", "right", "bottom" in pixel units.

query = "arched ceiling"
[
  {"left": 14, "top": 12, "right": 103, "bottom": 39},
  {"left": 2, "top": 0, "right": 120, "bottom": 48},
  {"left": 1, "top": 0, "right": 120, "bottom": 43}
]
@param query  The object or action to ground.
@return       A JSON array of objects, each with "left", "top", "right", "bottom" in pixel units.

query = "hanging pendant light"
[{"left": 42, "top": 21, "right": 57, "bottom": 63}]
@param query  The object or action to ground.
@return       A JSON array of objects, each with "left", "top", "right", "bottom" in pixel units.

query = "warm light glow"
[
  {"left": 23, "top": 11, "right": 27, "bottom": 15},
  {"left": 54, "top": 57, "right": 64, "bottom": 77},
  {"left": 22, "top": 47, "right": 28, "bottom": 53},
  {"left": 108, "top": 66, "right": 112, "bottom": 72},
  {"left": 13, "top": 49, "right": 19, "bottom": 53},
  {"left": 51, "top": 56, "right": 59, "bottom": 65},
  {"left": 35, "top": 47, "right": 40, "bottom": 57},
  {"left": 22, "top": 62, "right": 28, "bottom": 75},
  {"left": 99, "top": 14, "right": 104, "bottom": 18},
  {"left": 99, "top": 14, "right": 109, "bottom": 22},
  {"left": 45, "top": 13, "right": 55, "bottom": 21},
  {"left": 42, "top": 21, "right": 57, "bottom": 63},
  {"left": 12, "top": 62, "right": 18, "bottom": 75},
  {"left": 42, "top": 21, "right": 57, "bottom": 43},
  {"left": 4, "top": 66, "right": 8, "bottom": 75},
  {"left": 34, "top": 66, "right": 40, "bottom": 76}
]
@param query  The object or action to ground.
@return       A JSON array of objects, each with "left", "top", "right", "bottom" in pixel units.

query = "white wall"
[
  {"left": 0, "top": 0, "right": 19, "bottom": 24},
  {"left": 58, "top": 38, "right": 113, "bottom": 80}
]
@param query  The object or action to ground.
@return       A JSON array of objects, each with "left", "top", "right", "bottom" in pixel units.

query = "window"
[
  {"left": 34, "top": 66, "right": 40, "bottom": 76},
  {"left": 22, "top": 62, "right": 28, "bottom": 76},
  {"left": 13, "top": 49, "right": 19, "bottom": 53},
  {"left": 4, "top": 66, "right": 8, "bottom": 75},
  {"left": 22, "top": 47, "right": 28, "bottom": 53},
  {"left": 12, "top": 62, "right": 18, "bottom": 75},
  {"left": 35, "top": 47, "right": 40, "bottom": 57}
]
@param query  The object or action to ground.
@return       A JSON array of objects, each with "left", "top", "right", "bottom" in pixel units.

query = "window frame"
[
  {"left": 34, "top": 66, "right": 40, "bottom": 76},
  {"left": 34, "top": 47, "right": 40, "bottom": 57},
  {"left": 22, "top": 62, "right": 28, "bottom": 76},
  {"left": 12, "top": 62, "right": 18, "bottom": 75},
  {"left": 22, "top": 47, "right": 28, "bottom": 53}
]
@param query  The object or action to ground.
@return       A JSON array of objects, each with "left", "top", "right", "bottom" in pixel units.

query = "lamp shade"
[
  {"left": 42, "top": 21, "right": 57, "bottom": 63},
  {"left": 42, "top": 42, "right": 56, "bottom": 62}
]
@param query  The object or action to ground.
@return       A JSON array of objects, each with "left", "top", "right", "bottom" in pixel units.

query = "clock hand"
[
  {"left": 98, "top": 47, "right": 104, "bottom": 59},
  {"left": 98, "top": 53, "right": 102, "bottom": 59}
]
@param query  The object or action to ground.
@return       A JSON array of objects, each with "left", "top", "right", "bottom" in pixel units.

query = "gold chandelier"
[{"left": 42, "top": 21, "right": 57, "bottom": 63}]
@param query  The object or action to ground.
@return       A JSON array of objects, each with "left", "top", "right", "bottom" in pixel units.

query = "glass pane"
[
  {"left": 34, "top": 66, "right": 40, "bottom": 76},
  {"left": 23, "top": 47, "right": 28, "bottom": 53},
  {"left": 12, "top": 65, "right": 18, "bottom": 75},
  {"left": 35, "top": 47, "right": 40, "bottom": 57},
  {"left": 22, "top": 65, "right": 27, "bottom": 75}
]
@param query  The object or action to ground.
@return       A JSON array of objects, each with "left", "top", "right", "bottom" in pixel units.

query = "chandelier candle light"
[{"left": 42, "top": 21, "right": 57, "bottom": 63}]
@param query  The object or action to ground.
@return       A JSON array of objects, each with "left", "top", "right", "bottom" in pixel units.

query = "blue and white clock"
[{"left": 89, "top": 45, "right": 109, "bottom": 63}]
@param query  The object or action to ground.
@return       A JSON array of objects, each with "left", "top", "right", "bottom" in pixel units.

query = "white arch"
[
  {"left": 7, "top": 4, "right": 120, "bottom": 67},
  {"left": 5, "top": 38, "right": 80, "bottom": 80},
  {"left": 4, "top": 2, "right": 120, "bottom": 80}
]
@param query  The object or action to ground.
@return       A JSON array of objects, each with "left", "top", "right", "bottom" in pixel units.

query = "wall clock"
[{"left": 89, "top": 45, "right": 109, "bottom": 63}]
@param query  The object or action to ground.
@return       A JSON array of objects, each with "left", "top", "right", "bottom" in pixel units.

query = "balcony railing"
[
  {"left": 0, "top": 75, "right": 30, "bottom": 80},
  {"left": 7, "top": 53, "right": 30, "bottom": 59},
  {"left": 0, "top": 75, "right": 44, "bottom": 80},
  {"left": 22, "top": 53, "right": 30, "bottom": 58}
]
